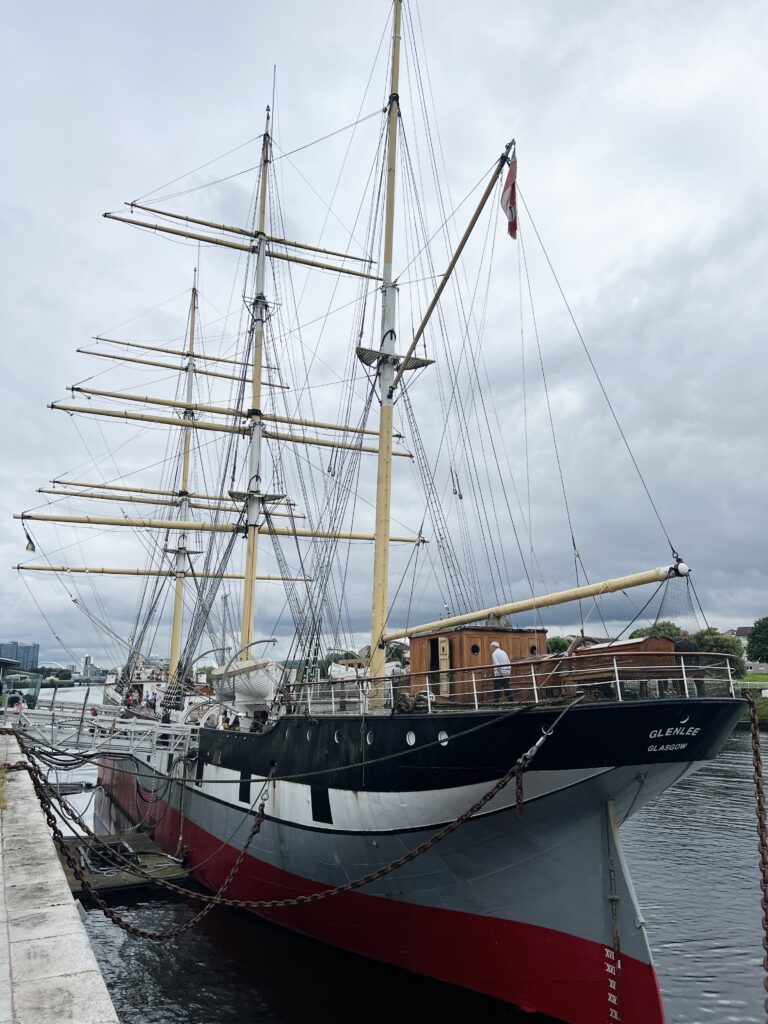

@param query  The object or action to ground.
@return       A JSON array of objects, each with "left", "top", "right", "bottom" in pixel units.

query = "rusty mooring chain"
[
  {"left": 11, "top": 747, "right": 526, "bottom": 923},
  {"left": 744, "top": 689, "right": 768, "bottom": 1021},
  {"left": 5, "top": 756, "right": 274, "bottom": 941},
  {"left": 5, "top": 695, "right": 582, "bottom": 941}
]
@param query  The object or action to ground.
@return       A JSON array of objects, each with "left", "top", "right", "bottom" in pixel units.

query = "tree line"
[{"left": 747, "top": 617, "right": 768, "bottom": 663}]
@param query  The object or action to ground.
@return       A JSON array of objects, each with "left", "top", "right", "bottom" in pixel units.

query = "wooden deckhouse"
[{"left": 408, "top": 624, "right": 547, "bottom": 701}]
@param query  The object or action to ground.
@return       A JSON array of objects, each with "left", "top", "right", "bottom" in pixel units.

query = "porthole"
[
  {"left": 438, "top": 730, "right": 449, "bottom": 746},
  {"left": 470, "top": 643, "right": 480, "bottom": 655},
  {"left": 306, "top": 728, "right": 312, "bottom": 741},
  {"left": 334, "top": 729, "right": 341, "bottom": 744},
  {"left": 366, "top": 731, "right": 374, "bottom": 746},
  {"left": 406, "top": 730, "right": 416, "bottom": 747}
]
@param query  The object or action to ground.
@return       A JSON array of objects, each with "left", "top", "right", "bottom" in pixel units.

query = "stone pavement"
[{"left": 0, "top": 732, "right": 120, "bottom": 1024}]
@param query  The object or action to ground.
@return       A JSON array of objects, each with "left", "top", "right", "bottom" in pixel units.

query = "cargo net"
[{"left": 653, "top": 573, "right": 702, "bottom": 638}]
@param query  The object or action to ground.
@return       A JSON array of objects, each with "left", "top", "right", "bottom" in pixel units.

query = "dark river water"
[{"left": 54, "top": 687, "right": 764, "bottom": 1023}]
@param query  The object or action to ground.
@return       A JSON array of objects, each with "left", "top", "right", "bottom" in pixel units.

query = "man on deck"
[
  {"left": 674, "top": 630, "right": 702, "bottom": 695},
  {"left": 674, "top": 630, "right": 699, "bottom": 654},
  {"left": 491, "top": 640, "right": 512, "bottom": 697}
]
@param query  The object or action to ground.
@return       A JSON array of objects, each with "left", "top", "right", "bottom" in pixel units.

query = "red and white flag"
[{"left": 500, "top": 149, "right": 517, "bottom": 240}]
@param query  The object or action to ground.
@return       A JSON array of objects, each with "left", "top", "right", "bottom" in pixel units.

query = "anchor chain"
[
  {"left": 744, "top": 689, "right": 768, "bottom": 1020},
  {"left": 4, "top": 695, "right": 581, "bottom": 940},
  {"left": 5, "top": 756, "right": 275, "bottom": 941},
  {"left": 10, "top": 746, "right": 527, "bottom": 919}
]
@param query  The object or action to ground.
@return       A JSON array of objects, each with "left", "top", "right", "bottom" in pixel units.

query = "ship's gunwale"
[{"left": 196, "top": 696, "right": 745, "bottom": 792}]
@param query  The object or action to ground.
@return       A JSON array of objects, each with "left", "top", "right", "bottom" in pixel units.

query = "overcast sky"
[{"left": 1, "top": 1, "right": 766, "bottom": 669}]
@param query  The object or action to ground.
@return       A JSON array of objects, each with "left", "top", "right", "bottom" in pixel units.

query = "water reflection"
[
  {"left": 624, "top": 731, "right": 762, "bottom": 1024},
  {"left": 85, "top": 894, "right": 549, "bottom": 1024}
]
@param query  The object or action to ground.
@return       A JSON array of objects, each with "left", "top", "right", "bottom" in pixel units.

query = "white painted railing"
[
  {"left": 0, "top": 704, "right": 198, "bottom": 757},
  {"left": 0, "top": 653, "right": 741, "bottom": 743},
  {"left": 294, "top": 652, "right": 740, "bottom": 716}
]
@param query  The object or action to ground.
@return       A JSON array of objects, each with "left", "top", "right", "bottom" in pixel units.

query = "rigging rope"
[
  {"left": 132, "top": 110, "right": 385, "bottom": 208},
  {"left": 519, "top": 226, "right": 609, "bottom": 638},
  {"left": 401, "top": 388, "right": 470, "bottom": 613},
  {"left": 517, "top": 187, "right": 679, "bottom": 560}
]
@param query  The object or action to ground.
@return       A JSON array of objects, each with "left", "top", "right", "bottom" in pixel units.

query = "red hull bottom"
[{"left": 103, "top": 762, "right": 666, "bottom": 1024}]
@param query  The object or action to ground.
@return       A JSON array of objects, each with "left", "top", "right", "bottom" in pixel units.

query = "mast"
[
  {"left": 239, "top": 108, "right": 272, "bottom": 659},
  {"left": 369, "top": 0, "right": 403, "bottom": 688},
  {"left": 221, "top": 593, "right": 230, "bottom": 667},
  {"left": 168, "top": 270, "right": 197, "bottom": 680}
]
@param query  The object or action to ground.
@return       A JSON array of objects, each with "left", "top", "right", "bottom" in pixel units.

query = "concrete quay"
[{"left": 0, "top": 733, "right": 120, "bottom": 1024}]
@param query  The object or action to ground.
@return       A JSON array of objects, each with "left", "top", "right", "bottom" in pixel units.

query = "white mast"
[
  {"left": 239, "top": 108, "right": 271, "bottom": 658},
  {"left": 221, "top": 593, "right": 230, "bottom": 667},
  {"left": 369, "top": 0, "right": 403, "bottom": 690},
  {"left": 168, "top": 270, "right": 198, "bottom": 680}
]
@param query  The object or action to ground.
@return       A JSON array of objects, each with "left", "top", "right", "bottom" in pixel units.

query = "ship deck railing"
[
  {"left": 0, "top": 702, "right": 199, "bottom": 756},
  {"left": 0, "top": 654, "right": 743, "bottom": 740},
  {"left": 292, "top": 651, "right": 741, "bottom": 716}
]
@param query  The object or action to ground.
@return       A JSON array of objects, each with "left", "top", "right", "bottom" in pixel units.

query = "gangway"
[{"left": 0, "top": 703, "right": 198, "bottom": 759}]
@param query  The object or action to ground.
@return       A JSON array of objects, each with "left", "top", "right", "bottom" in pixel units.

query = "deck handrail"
[{"left": 0, "top": 704, "right": 199, "bottom": 755}]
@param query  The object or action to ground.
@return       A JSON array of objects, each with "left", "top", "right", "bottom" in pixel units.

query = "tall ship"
[{"left": 16, "top": 4, "right": 744, "bottom": 1022}]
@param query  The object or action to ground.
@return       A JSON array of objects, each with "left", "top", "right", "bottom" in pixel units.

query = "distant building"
[
  {"left": 725, "top": 627, "right": 752, "bottom": 653},
  {"left": 0, "top": 642, "right": 39, "bottom": 671},
  {"left": 0, "top": 657, "right": 22, "bottom": 696}
]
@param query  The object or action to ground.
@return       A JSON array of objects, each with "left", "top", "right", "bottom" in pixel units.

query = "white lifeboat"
[{"left": 211, "top": 658, "right": 283, "bottom": 702}]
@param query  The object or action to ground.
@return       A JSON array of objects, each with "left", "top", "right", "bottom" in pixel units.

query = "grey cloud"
[{"left": 2, "top": 1, "right": 765, "bottom": 667}]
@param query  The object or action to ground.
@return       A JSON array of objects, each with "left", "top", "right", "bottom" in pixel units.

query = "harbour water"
[{"left": 54, "top": 688, "right": 763, "bottom": 1023}]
